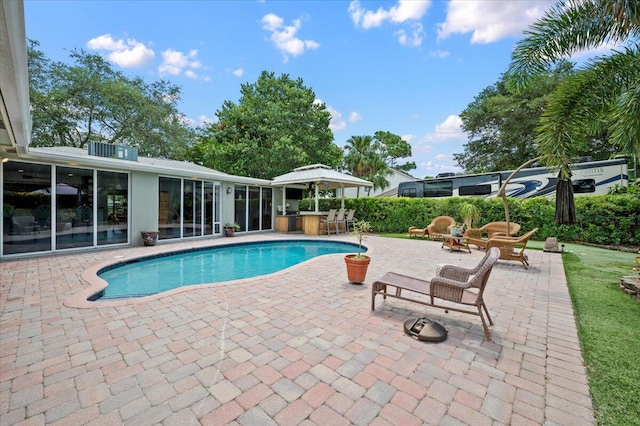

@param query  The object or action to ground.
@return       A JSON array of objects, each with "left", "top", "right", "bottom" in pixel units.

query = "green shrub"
[{"left": 307, "top": 193, "right": 639, "bottom": 246}]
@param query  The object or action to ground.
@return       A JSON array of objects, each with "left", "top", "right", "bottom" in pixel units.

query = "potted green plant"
[
  {"left": 224, "top": 223, "right": 241, "bottom": 237},
  {"left": 455, "top": 202, "right": 481, "bottom": 236},
  {"left": 344, "top": 220, "right": 372, "bottom": 284}
]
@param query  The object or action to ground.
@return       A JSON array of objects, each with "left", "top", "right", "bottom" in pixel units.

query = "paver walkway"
[{"left": 0, "top": 233, "right": 594, "bottom": 425}]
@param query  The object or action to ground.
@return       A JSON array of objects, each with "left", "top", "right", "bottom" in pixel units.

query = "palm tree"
[
  {"left": 506, "top": 0, "right": 640, "bottom": 223},
  {"left": 343, "top": 135, "right": 391, "bottom": 196}
]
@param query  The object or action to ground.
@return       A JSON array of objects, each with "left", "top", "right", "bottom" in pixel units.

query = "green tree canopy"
[
  {"left": 192, "top": 71, "right": 342, "bottom": 179},
  {"left": 27, "top": 40, "right": 195, "bottom": 159},
  {"left": 342, "top": 134, "right": 392, "bottom": 195},
  {"left": 506, "top": 0, "right": 640, "bottom": 176},
  {"left": 373, "top": 130, "right": 415, "bottom": 172},
  {"left": 455, "top": 61, "right": 620, "bottom": 173}
]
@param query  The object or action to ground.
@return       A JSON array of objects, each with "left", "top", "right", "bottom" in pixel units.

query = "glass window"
[
  {"left": 56, "top": 167, "right": 94, "bottom": 250},
  {"left": 214, "top": 184, "right": 221, "bottom": 234},
  {"left": 158, "top": 177, "right": 181, "bottom": 239},
  {"left": 2, "top": 161, "right": 52, "bottom": 255},
  {"left": 234, "top": 185, "right": 247, "bottom": 232},
  {"left": 573, "top": 179, "right": 596, "bottom": 193},
  {"left": 183, "top": 179, "right": 201, "bottom": 237},
  {"left": 204, "top": 182, "right": 214, "bottom": 236},
  {"left": 423, "top": 181, "right": 453, "bottom": 197},
  {"left": 97, "top": 171, "right": 128, "bottom": 246},
  {"left": 262, "top": 188, "right": 272, "bottom": 230},
  {"left": 248, "top": 186, "right": 260, "bottom": 231},
  {"left": 459, "top": 184, "right": 492, "bottom": 196}
]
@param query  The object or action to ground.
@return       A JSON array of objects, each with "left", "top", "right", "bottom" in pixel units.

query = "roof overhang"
[
  {"left": 24, "top": 147, "right": 273, "bottom": 186},
  {"left": 271, "top": 164, "right": 373, "bottom": 190},
  {"left": 0, "top": 0, "right": 31, "bottom": 157}
]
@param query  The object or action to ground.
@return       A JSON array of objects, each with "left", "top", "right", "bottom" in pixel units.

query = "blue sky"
[{"left": 24, "top": 0, "right": 560, "bottom": 178}]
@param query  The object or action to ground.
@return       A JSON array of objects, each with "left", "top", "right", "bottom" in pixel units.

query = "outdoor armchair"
[
  {"left": 426, "top": 216, "right": 456, "bottom": 240},
  {"left": 485, "top": 228, "right": 538, "bottom": 269}
]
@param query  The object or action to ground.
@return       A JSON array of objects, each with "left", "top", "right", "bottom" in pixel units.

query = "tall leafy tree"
[
  {"left": 373, "top": 131, "right": 415, "bottom": 172},
  {"left": 343, "top": 135, "right": 391, "bottom": 195},
  {"left": 28, "top": 40, "right": 195, "bottom": 159},
  {"left": 193, "top": 71, "right": 342, "bottom": 179},
  {"left": 506, "top": 0, "right": 640, "bottom": 174},
  {"left": 456, "top": 61, "right": 616, "bottom": 173}
]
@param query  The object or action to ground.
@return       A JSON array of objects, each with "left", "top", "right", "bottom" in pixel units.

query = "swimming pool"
[{"left": 93, "top": 240, "right": 361, "bottom": 300}]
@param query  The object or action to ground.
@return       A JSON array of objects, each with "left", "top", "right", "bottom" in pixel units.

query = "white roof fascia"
[
  {"left": 0, "top": 0, "right": 31, "bottom": 153},
  {"left": 23, "top": 148, "right": 272, "bottom": 186}
]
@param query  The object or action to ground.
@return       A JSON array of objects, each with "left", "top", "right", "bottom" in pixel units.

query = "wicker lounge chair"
[
  {"left": 371, "top": 247, "right": 501, "bottom": 340},
  {"left": 464, "top": 221, "right": 521, "bottom": 249},
  {"left": 485, "top": 228, "right": 538, "bottom": 269},
  {"left": 426, "top": 216, "right": 456, "bottom": 240}
]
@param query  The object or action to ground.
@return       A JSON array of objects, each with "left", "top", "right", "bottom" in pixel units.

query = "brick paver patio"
[{"left": 0, "top": 233, "right": 594, "bottom": 425}]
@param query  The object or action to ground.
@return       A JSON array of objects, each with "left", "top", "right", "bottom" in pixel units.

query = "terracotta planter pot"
[
  {"left": 140, "top": 231, "right": 159, "bottom": 246},
  {"left": 344, "top": 254, "right": 371, "bottom": 284},
  {"left": 224, "top": 228, "right": 235, "bottom": 237}
]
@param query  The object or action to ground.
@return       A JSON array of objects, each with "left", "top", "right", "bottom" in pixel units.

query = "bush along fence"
[{"left": 298, "top": 193, "right": 640, "bottom": 247}]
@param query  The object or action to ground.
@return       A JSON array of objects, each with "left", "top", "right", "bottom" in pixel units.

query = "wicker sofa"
[{"left": 464, "top": 221, "right": 521, "bottom": 249}]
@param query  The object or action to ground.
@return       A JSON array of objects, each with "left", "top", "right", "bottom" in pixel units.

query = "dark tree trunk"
[{"left": 555, "top": 179, "right": 577, "bottom": 224}]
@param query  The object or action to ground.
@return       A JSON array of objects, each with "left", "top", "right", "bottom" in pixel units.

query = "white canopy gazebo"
[{"left": 271, "top": 164, "right": 373, "bottom": 213}]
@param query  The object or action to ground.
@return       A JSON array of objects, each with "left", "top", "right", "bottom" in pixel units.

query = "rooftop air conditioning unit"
[{"left": 88, "top": 141, "right": 138, "bottom": 161}]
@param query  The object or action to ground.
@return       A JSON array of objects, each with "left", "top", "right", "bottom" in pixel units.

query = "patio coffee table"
[{"left": 438, "top": 233, "right": 471, "bottom": 253}]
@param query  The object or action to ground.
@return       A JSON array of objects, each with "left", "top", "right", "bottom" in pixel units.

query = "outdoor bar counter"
[
  {"left": 300, "top": 211, "right": 327, "bottom": 236},
  {"left": 275, "top": 211, "right": 328, "bottom": 235},
  {"left": 275, "top": 214, "right": 302, "bottom": 233}
]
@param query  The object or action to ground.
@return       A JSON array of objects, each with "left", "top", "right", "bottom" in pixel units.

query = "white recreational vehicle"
[{"left": 398, "top": 158, "right": 629, "bottom": 199}]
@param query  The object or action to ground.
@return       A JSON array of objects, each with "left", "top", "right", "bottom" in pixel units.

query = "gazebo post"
[
  {"left": 281, "top": 186, "right": 287, "bottom": 215},
  {"left": 315, "top": 182, "right": 319, "bottom": 212}
]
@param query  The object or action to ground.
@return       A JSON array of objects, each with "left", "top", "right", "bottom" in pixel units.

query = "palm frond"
[{"left": 507, "top": 0, "right": 639, "bottom": 88}]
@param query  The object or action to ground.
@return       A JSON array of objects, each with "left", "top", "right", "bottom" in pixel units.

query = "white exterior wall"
[
  {"left": 339, "top": 169, "right": 417, "bottom": 198},
  {"left": 130, "top": 171, "right": 159, "bottom": 245}
]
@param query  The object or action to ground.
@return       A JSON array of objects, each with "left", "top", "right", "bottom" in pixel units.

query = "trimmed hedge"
[{"left": 298, "top": 194, "right": 640, "bottom": 246}]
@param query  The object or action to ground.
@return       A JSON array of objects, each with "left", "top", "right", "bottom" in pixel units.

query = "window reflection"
[
  {"left": 97, "top": 171, "right": 128, "bottom": 245},
  {"left": 56, "top": 167, "right": 94, "bottom": 250},
  {"left": 2, "top": 162, "right": 52, "bottom": 255},
  {"left": 158, "top": 177, "right": 181, "bottom": 239}
]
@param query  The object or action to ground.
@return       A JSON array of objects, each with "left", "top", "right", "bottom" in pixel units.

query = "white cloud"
[
  {"left": 420, "top": 159, "right": 462, "bottom": 174},
  {"left": 395, "top": 22, "right": 424, "bottom": 47},
  {"left": 402, "top": 134, "right": 417, "bottom": 143},
  {"left": 199, "top": 115, "right": 215, "bottom": 125},
  {"left": 232, "top": 68, "right": 244, "bottom": 77},
  {"left": 349, "top": 0, "right": 430, "bottom": 29},
  {"left": 261, "top": 13, "right": 320, "bottom": 62},
  {"left": 348, "top": 112, "right": 362, "bottom": 123},
  {"left": 437, "top": 0, "right": 553, "bottom": 44},
  {"left": 317, "top": 99, "right": 346, "bottom": 131},
  {"left": 328, "top": 107, "right": 346, "bottom": 131},
  {"left": 159, "top": 48, "right": 203, "bottom": 79},
  {"left": 424, "top": 115, "right": 466, "bottom": 141},
  {"left": 87, "top": 34, "right": 126, "bottom": 51},
  {"left": 429, "top": 49, "right": 450, "bottom": 58},
  {"left": 348, "top": 0, "right": 429, "bottom": 46},
  {"left": 87, "top": 34, "right": 155, "bottom": 67}
]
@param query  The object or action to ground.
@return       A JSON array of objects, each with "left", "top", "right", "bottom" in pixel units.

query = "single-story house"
[{"left": 0, "top": 2, "right": 281, "bottom": 259}]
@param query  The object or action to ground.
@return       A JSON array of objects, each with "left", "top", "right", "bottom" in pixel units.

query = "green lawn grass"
[{"left": 381, "top": 234, "right": 640, "bottom": 425}]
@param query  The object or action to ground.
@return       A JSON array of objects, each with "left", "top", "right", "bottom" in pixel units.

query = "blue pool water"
[{"left": 94, "top": 240, "right": 361, "bottom": 300}]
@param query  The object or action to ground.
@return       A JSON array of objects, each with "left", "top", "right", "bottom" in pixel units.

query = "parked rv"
[{"left": 398, "top": 158, "right": 629, "bottom": 199}]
